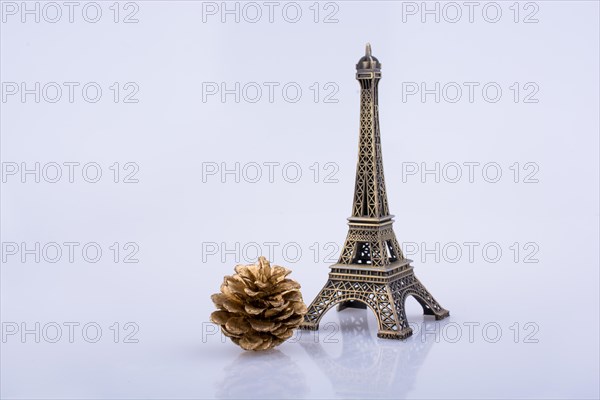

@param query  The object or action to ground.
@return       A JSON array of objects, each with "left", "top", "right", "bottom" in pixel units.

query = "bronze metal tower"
[{"left": 300, "top": 44, "right": 449, "bottom": 339}]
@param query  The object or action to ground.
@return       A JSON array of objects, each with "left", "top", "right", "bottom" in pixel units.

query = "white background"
[{"left": 1, "top": 1, "right": 599, "bottom": 398}]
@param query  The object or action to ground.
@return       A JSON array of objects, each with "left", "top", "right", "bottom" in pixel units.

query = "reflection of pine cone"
[
  {"left": 210, "top": 256, "right": 307, "bottom": 351},
  {"left": 215, "top": 350, "right": 308, "bottom": 399}
]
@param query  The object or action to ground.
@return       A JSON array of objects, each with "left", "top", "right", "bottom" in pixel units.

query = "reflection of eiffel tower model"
[
  {"left": 300, "top": 44, "right": 449, "bottom": 339},
  {"left": 301, "top": 312, "right": 436, "bottom": 398}
]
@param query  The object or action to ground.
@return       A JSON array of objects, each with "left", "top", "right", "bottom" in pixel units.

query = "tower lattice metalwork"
[{"left": 300, "top": 44, "right": 449, "bottom": 339}]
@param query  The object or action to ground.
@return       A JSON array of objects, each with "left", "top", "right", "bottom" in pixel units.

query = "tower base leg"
[
  {"left": 300, "top": 270, "right": 449, "bottom": 340},
  {"left": 299, "top": 322, "right": 319, "bottom": 331},
  {"left": 377, "top": 328, "right": 413, "bottom": 340}
]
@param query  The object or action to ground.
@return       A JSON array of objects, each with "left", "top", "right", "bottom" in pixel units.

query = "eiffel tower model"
[{"left": 300, "top": 44, "right": 449, "bottom": 339}]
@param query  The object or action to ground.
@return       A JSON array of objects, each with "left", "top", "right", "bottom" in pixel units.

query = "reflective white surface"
[{"left": 1, "top": 1, "right": 599, "bottom": 398}]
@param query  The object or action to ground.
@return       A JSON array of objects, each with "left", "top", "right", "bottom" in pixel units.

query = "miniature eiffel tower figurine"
[{"left": 300, "top": 44, "right": 449, "bottom": 339}]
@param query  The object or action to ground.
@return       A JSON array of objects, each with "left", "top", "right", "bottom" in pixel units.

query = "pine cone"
[{"left": 210, "top": 256, "right": 307, "bottom": 351}]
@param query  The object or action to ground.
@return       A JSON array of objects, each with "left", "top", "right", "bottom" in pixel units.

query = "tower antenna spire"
[{"left": 365, "top": 43, "right": 372, "bottom": 57}]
